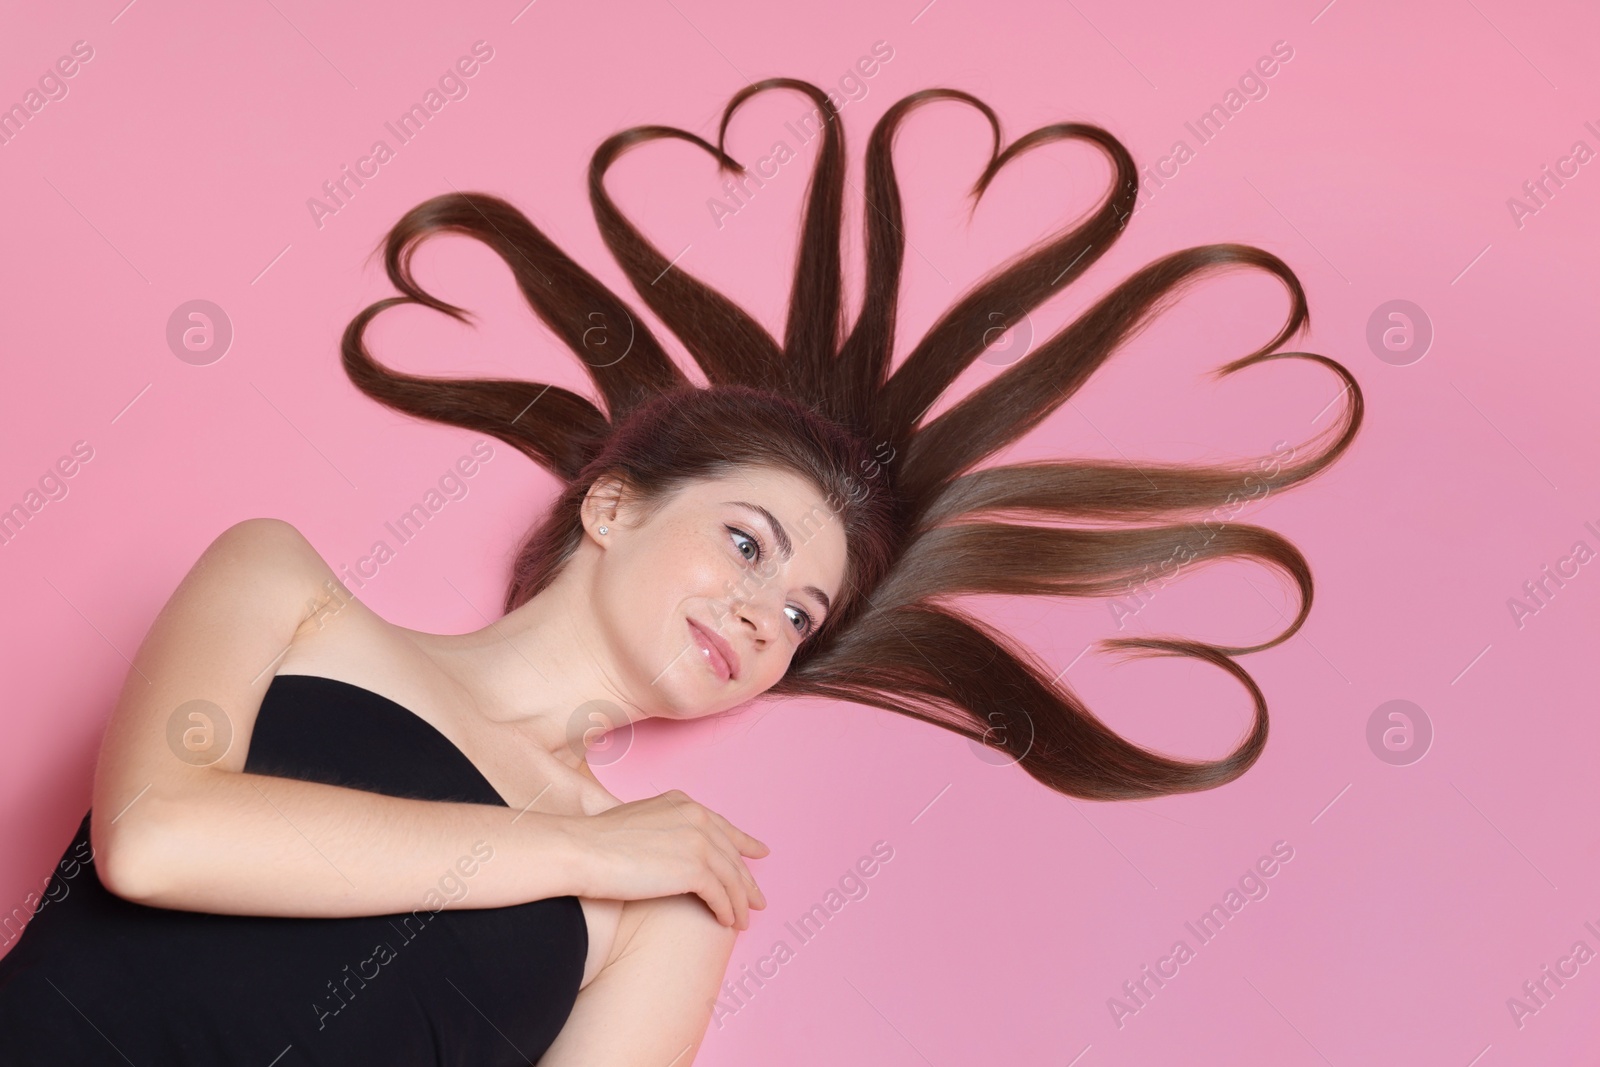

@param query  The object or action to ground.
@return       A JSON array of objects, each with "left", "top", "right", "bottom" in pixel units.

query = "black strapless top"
[{"left": 0, "top": 673, "right": 588, "bottom": 1065}]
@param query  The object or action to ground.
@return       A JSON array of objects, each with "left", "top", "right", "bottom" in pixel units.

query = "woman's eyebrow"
[{"left": 724, "top": 500, "right": 832, "bottom": 617}]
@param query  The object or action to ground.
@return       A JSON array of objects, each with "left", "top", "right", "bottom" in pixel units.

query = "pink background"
[{"left": 2, "top": 1, "right": 1597, "bottom": 1064}]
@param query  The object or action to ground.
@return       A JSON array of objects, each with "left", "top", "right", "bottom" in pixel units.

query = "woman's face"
[{"left": 584, "top": 466, "right": 849, "bottom": 719}]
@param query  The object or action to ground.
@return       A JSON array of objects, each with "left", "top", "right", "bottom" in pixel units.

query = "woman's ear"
[{"left": 580, "top": 475, "right": 628, "bottom": 544}]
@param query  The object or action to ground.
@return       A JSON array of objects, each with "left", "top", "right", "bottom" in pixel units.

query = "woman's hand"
[{"left": 563, "top": 790, "right": 771, "bottom": 929}]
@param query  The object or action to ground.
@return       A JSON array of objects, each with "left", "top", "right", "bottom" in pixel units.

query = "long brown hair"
[{"left": 339, "top": 78, "right": 1363, "bottom": 801}]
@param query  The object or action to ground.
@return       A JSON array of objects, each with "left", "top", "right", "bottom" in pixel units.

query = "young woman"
[{"left": 0, "top": 78, "right": 1362, "bottom": 1065}]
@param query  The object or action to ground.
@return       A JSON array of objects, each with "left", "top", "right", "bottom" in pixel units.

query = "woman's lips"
[{"left": 687, "top": 618, "right": 738, "bottom": 682}]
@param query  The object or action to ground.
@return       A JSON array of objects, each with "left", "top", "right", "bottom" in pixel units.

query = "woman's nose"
[{"left": 733, "top": 593, "right": 780, "bottom": 642}]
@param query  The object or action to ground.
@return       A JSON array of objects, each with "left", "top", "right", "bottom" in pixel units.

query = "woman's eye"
[
  {"left": 784, "top": 605, "right": 813, "bottom": 636},
  {"left": 727, "top": 527, "right": 760, "bottom": 562}
]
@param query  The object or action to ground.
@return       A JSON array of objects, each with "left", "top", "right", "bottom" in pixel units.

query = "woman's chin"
[{"left": 644, "top": 661, "right": 733, "bottom": 720}]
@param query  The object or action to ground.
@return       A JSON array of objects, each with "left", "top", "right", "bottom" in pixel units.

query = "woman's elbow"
[{"left": 89, "top": 813, "right": 160, "bottom": 904}]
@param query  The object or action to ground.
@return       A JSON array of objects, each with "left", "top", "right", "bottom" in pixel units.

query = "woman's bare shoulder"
[{"left": 218, "top": 518, "right": 346, "bottom": 604}]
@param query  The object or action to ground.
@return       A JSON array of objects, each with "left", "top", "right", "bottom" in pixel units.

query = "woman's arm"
[
  {"left": 109, "top": 768, "right": 583, "bottom": 917},
  {"left": 535, "top": 893, "right": 737, "bottom": 1066},
  {"left": 91, "top": 517, "right": 583, "bottom": 917}
]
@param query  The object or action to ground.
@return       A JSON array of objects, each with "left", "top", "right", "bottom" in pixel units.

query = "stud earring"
[{"left": 597, "top": 525, "right": 609, "bottom": 536}]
